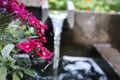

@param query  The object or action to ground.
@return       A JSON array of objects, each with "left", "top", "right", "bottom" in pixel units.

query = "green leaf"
[
  {"left": 10, "top": 65, "right": 21, "bottom": 70},
  {"left": 0, "top": 67, "right": 7, "bottom": 80},
  {"left": 0, "top": 55, "right": 3, "bottom": 62},
  {"left": 1, "top": 44, "right": 15, "bottom": 58},
  {"left": 13, "top": 72, "right": 20, "bottom": 80},
  {"left": 23, "top": 68, "right": 36, "bottom": 77},
  {"left": 17, "top": 71, "right": 23, "bottom": 78},
  {"left": 17, "top": 30, "right": 24, "bottom": 38}
]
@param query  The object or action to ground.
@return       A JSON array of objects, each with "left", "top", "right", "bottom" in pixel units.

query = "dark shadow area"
[
  {"left": 90, "top": 47, "right": 120, "bottom": 80},
  {"left": 26, "top": 7, "right": 42, "bottom": 20},
  {"left": 108, "top": 14, "right": 120, "bottom": 51},
  {"left": 44, "top": 17, "right": 54, "bottom": 52}
]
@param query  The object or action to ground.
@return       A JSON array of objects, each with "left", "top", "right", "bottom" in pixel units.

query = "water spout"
[{"left": 49, "top": 11, "right": 67, "bottom": 80}]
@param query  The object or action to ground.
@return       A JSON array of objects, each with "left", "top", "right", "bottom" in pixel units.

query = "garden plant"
[{"left": 0, "top": 0, "right": 53, "bottom": 80}]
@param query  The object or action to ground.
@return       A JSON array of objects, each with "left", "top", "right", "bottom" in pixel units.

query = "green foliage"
[
  {"left": 0, "top": 67, "right": 7, "bottom": 80},
  {"left": 23, "top": 68, "right": 36, "bottom": 77},
  {"left": 13, "top": 72, "right": 20, "bottom": 80},
  {"left": 17, "top": 71, "right": 24, "bottom": 78},
  {"left": 0, "top": 32, "right": 13, "bottom": 44},
  {"left": 49, "top": 0, "right": 67, "bottom": 10},
  {"left": 0, "top": 13, "right": 12, "bottom": 30},
  {"left": 1, "top": 44, "right": 15, "bottom": 58},
  {"left": 0, "top": 19, "right": 36, "bottom": 53},
  {"left": 0, "top": 13, "right": 37, "bottom": 80},
  {"left": 73, "top": 0, "right": 120, "bottom": 12},
  {"left": 0, "top": 44, "right": 36, "bottom": 80}
]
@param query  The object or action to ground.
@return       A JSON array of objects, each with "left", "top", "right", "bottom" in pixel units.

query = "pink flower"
[
  {"left": 35, "top": 27, "right": 45, "bottom": 36},
  {"left": 28, "top": 15, "right": 39, "bottom": 25},
  {"left": 37, "top": 47, "right": 54, "bottom": 59},
  {"left": 17, "top": 9, "right": 28, "bottom": 19},
  {"left": 39, "top": 22, "right": 48, "bottom": 29},
  {"left": 34, "top": 23, "right": 48, "bottom": 36},
  {"left": 40, "top": 36, "right": 47, "bottom": 43},
  {"left": 16, "top": 38, "right": 37, "bottom": 53},
  {"left": 34, "top": 38, "right": 43, "bottom": 48}
]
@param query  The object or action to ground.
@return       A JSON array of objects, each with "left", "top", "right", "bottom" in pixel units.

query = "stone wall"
[{"left": 72, "top": 11, "right": 120, "bottom": 50}]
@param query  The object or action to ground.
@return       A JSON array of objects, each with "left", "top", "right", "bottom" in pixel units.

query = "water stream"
[{"left": 49, "top": 11, "right": 67, "bottom": 80}]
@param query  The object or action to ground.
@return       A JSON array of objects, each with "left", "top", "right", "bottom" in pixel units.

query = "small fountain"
[
  {"left": 48, "top": 1, "right": 108, "bottom": 80},
  {"left": 49, "top": 11, "right": 67, "bottom": 80}
]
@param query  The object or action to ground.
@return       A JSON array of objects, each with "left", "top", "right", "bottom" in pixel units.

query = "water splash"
[
  {"left": 49, "top": 11, "right": 67, "bottom": 80},
  {"left": 58, "top": 56, "right": 108, "bottom": 80}
]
